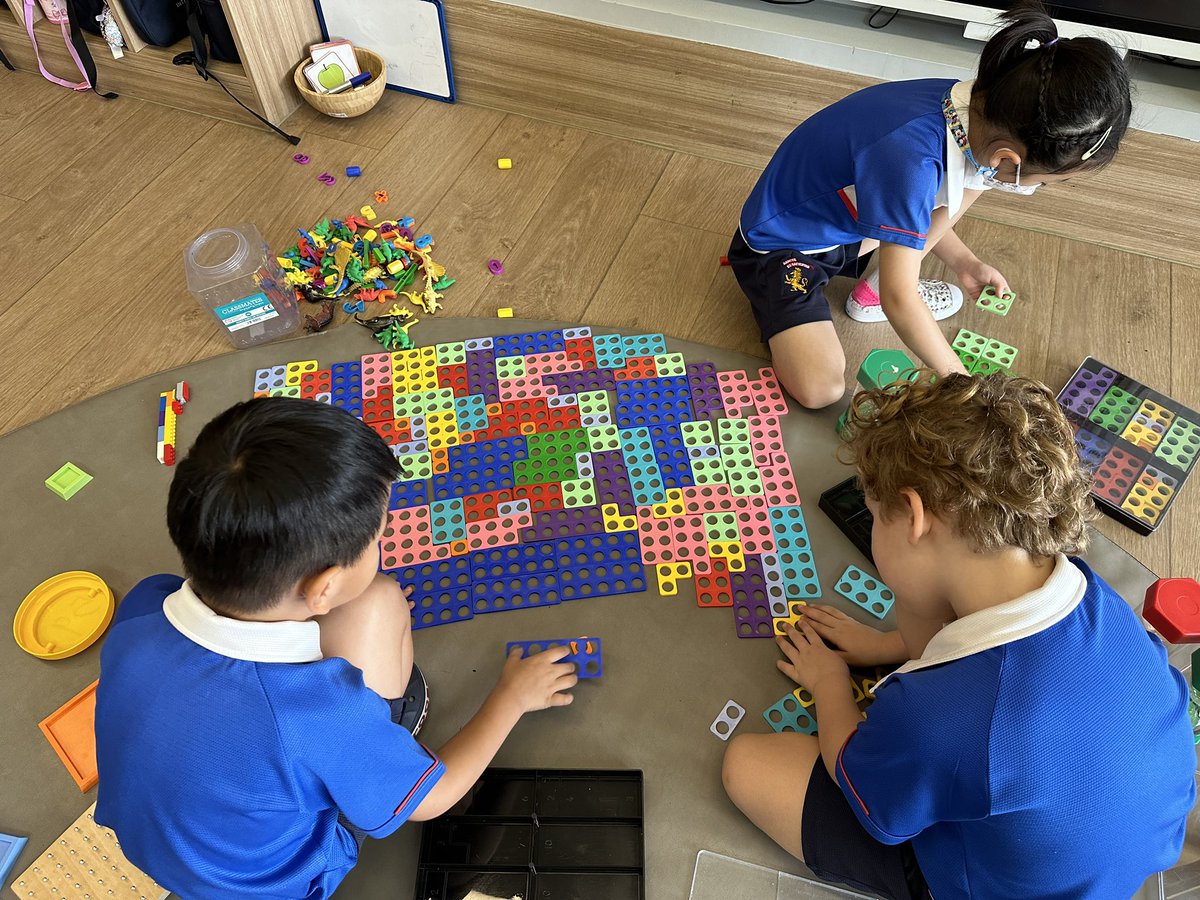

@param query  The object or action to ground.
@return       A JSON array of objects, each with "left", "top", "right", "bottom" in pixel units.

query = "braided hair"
[{"left": 973, "top": 0, "right": 1132, "bottom": 174}]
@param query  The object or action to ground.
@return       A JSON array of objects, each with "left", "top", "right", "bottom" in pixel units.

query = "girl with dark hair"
[{"left": 728, "top": 0, "right": 1132, "bottom": 408}]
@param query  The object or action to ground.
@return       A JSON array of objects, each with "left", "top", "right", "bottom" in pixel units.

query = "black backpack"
[
  {"left": 120, "top": 0, "right": 298, "bottom": 143},
  {"left": 117, "top": 0, "right": 237, "bottom": 63},
  {"left": 69, "top": 0, "right": 105, "bottom": 36}
]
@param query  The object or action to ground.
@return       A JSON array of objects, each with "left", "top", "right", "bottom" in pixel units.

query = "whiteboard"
[{"left": 313, "top": 0, "right": 456, "bottom": 102}]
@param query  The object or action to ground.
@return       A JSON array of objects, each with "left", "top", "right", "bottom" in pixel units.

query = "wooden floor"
[{"left": 1, "top": 48, "right": 1198, "bottom": 577}]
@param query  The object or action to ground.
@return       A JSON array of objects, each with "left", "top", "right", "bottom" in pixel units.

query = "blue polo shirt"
[
  {"left": 94, "top": 575, "right": 443, "bottom": 900},
  {"left": 741, "top": 78, "right": 955, "bottom": 253},
  {"left": 836, "top": 556, "right": 1195, "bottom": 898}
]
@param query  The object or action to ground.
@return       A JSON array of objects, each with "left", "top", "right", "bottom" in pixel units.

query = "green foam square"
[
  {"left": 704, "top": 512, "right": 740, "bottom": 542},
  {"left": 496, "top": 356, "right": 526, "bottom": 379},
  {"left": 653, "top": 352, "right": 687, "bottom": 377},
  {"left": 728, "top": 468, "right": 765, "bottom": 496},
  {"left": 1088, "top": 385, "right": 1140, "bottom": 434},
  {"left": 951, "top": 329, "right": 987, "bottom": 368},
  {"left": 577, "top": 390, "right": 611, "bottom": 417},
  {"left": 561, "top": 477, "right": 597, "bottom": 508},
  {"left": 975, "top": 285, "right": 1015, "bottom": 317},
  {"left": 680, "top": 421, "right": 715, "bottom": 447},
  {"left": 397, "top": 451, "right": 432, "bottom": 480},
  {"left": 45, "top": 462, "right": 93, "bottom": 500},
  {"left": 971, "top": 358, "right": 1009, "bottom": 376},
  {"left": 690, "top": 456, "right": 728, "bottom": 485},
  {"left": 435, "top": 341, "right": 466, "bottom": 365},
  {"left": 717, "top": 418, "right": 751, "bottom": 447},
  {"left": 719, "top": 444, "right": 756, "bottom": 471},
  {"left": 980, "top": 337, "right": 1018, "bottom": 368},
  {"left": 953, "top": 329, "right": 1017, "bottom": 373},
  {"left": 1155, "top": 417, "right": 1200, "bottom": 471}
]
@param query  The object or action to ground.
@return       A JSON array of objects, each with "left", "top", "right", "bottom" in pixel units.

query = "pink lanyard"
[{"left": 22, "top": 0, "right": 91, "bottom": 91}]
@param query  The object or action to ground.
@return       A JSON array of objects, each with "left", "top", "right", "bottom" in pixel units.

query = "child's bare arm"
[
  {"left": 877, "top": 242, "right": 967, "bottom": 376},
  {"left": 802, "top": 605, "right": 909, "bottom": 666},
  {"left": 409, "top": 647, "right": 577, "bottom": 821},
  {"left": 775, "top": 621, "right": 862, "bottom": 780}
]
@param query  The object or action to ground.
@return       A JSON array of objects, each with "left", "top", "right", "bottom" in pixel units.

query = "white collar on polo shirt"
[
  {"left": 163, "top": 580, "right": 323, "bottom": 664},
  {"left": 876, "top": 553, "right": 1086, "bottom": 690}
]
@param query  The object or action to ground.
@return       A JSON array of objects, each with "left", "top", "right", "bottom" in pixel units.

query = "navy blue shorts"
[
  {"left": 801, "top": 756, "right": 929, "bottom": 900},
  {"left": 728, "top": 229, "right": 873, "bottom": 342}
]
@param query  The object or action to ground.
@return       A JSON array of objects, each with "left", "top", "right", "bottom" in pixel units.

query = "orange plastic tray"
[{"left": 39, "top": 680, "right": 98, "bottom": 792}]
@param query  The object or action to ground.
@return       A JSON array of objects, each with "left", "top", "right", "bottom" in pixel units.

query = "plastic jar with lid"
[{"left": 184, "top": 224, "right": 299, "bottom": 349}]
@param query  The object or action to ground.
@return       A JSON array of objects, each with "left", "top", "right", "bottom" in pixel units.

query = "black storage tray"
[
  {"left": 819, "top": 475, "right": 874, "bottom": 564},
  {"left": 415, "top": 768, "right": 645, "bottom": 900}
]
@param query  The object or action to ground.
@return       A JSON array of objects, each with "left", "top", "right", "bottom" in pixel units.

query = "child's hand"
[
  {"left": 776, "top": 620, "right": 850, "bottom": 696},
  {"left": 954, "top": 257, "right": 1011, "bottom": 302},
  {"left": 495, "top": 645, "right": 577, "bottom": 714},
  {"left": 803, "top": 605, "right": 894, "bottom": 667}
]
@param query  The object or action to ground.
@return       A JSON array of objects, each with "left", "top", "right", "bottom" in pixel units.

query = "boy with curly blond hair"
[{"left": 722, "top": 372, "right": 1195, "bottom": 900}]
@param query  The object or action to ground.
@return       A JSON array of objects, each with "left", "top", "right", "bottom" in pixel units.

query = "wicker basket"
[{"left": 293, "top": 47, "right": 386, "bottom": 118}]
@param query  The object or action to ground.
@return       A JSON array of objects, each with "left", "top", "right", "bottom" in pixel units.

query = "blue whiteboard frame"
[{"left": 312, "top": 0, "right": 456, "bottom": 103}]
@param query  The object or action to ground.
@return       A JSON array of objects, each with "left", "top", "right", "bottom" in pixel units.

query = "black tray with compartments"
[
  {"left": 819, "top": 476, "right": 874, "bottom": 564},
  {"left": 414, "top": 768, "right": 645, "bottom": 900},
  {"left": 1056, "top": 357, "right": 1199, "bottom": 535}
]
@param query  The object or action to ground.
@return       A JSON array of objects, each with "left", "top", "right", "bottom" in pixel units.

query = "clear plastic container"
[{"left": 184, "top": 224, "right": 299, "bottom": 349}]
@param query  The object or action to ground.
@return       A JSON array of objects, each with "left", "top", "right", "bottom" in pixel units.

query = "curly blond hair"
[{"left": 840, "top": 371, "right": 1095, "bottom": 557}]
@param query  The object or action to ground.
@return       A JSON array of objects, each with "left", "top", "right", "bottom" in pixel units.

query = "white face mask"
[{"left": 976, "top": 155, "right": 1041, "bottom": 195}]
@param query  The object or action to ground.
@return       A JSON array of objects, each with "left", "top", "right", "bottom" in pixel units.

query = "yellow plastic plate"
[{"left": 13, "top": 571, "right": 115, "bottom": 660}]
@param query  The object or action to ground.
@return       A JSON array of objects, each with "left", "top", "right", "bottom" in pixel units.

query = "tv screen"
[{"left": 955, "top": 1, "right": 1200, "bottom": 45}]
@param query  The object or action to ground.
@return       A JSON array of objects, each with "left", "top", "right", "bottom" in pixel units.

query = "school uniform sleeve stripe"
[
  {"left": 836, "top": 731, "right": 870, "bottom": 816},
  {"left": 392, "top": 745, "right": 444, "bottom": 817},
  {"left": 879, "top": 224, "right": 928, "bottom": 239}
]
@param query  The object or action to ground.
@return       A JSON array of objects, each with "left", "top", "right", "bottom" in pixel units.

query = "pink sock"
[{"left": 850, "top": 275, "right": 881, "bottom": 307}]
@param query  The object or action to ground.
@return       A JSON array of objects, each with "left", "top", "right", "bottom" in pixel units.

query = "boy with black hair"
[
  {"left": 723, "top": 372, "right": 1195, "bottom": 899},
  {"left": 94, "top": 397, "right": 577, "bottom": 899}
]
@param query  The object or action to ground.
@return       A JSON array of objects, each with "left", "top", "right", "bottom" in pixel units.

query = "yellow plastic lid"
[{"left": 13, "top": 571, "right": 115, "bottom": 660}]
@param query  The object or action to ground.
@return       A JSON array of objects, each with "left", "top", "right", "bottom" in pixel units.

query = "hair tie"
[
  {"left": 1026, "top": 36, "right": 1059, "bottom": 50},
  {"left": 1044, "top": 36, "right": 1059, "bottom": 47}
]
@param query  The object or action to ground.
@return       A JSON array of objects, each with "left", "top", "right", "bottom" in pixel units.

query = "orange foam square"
[{"left": 39, "top": 680, "right": 98, "bottom": 791}]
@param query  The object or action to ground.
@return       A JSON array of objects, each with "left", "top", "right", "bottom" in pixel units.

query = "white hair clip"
[
  {"left": 1024, "top": 36, "right": 1058, "bottom": 50},
  {"left": 1081, "top": 125, "right": 1114, "bottom": 161}
]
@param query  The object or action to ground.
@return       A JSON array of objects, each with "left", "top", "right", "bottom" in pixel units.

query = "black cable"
[
  {"left": 868, "top": 6, "right": 899, "bottom": 28},
  {"left": 173, "top": 51, "right": 301, "bottom": 145},
  {"left": 758, "top": 0, "right": 816, "bottom": 5}
]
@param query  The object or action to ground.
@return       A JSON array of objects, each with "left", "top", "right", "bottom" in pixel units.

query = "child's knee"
[
  {"left": 361, "top": 574, "right": 413, "bottom": 632},
  {"left": 778, "top": 370, "right": 846, "bottom": 410},
  {"left": 721, "top": 734, "right": 754, "bottom": 800}
]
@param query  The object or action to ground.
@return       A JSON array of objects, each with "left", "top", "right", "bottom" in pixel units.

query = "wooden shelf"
[{"left": 0, "top": 0, "right": 319, "bottom": 125}]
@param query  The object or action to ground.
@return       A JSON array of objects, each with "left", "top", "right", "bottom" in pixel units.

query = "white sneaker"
[{"left": 845, "top": 280, "right": 964, "bottom": 323}]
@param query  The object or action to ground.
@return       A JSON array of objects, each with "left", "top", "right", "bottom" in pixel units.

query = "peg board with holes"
[
  {"left": 9, "top": 804, "right": 168, "bottom": 900},
  {"left": 1056, "top": 357, "right": 1200, "bottom": 534},
  {"left": 249, "top": 327, "right": 817, "bottom": 639}
]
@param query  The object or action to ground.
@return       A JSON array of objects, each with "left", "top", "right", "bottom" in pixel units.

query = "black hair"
[
  {"left": 167, "top": 397, "right": 400, "bottom": 614},
  {"left": 973, "top": 0, "right": 1132, "bottom": 174}
]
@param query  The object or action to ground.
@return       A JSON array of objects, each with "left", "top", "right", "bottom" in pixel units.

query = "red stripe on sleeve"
[
  {"left": 836, "top": 730, "right": 871, "bottom": 817},
  {"left": 837, "top": 189, "right": 858, "bottom": 220},
  {"left": 393, "top": 744, "right": 442, "bottom": 815},
  {"left": 879, "top": 224, "right": 928, "bottom": 239}
]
